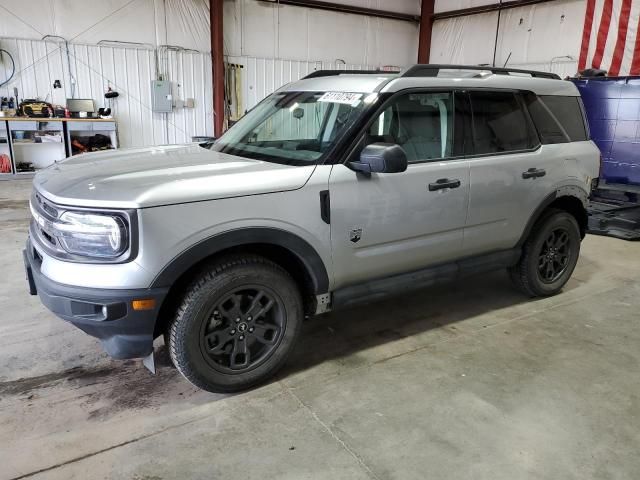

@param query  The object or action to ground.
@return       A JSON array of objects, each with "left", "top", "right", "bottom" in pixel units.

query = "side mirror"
[{"left": 350, "top": 143, "right": 408, "bottom": 174}]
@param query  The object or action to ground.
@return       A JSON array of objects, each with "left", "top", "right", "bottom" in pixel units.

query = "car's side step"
[{"left": 331, "top": 248, "right": 521, "bottom": 311}]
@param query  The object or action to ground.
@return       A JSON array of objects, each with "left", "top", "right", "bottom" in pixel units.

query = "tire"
[
  {"left": 168, "top": 255, "right": 303, "bottom": 393},
  {"left": 509, "top": 209, "right": 581, "bottom": 297}
]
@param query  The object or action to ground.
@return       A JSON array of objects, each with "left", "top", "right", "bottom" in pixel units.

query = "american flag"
[{"left": 579, "top": 0, "right": 640, "bottom": 76}]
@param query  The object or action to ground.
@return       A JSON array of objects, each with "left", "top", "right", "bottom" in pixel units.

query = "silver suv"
[{"left": 24, "top": 65, "right": 600, "bottom": 392}]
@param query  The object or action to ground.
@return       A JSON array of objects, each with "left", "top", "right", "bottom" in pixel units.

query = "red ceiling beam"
[
  {"left": 210, "top": 0, "right": 224, "bottom": 138},
  {"left": 418, "top": 0, "right": 435, "bottom": 63}
]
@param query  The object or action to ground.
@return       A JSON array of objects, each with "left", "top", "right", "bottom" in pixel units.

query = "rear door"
[
  {"left": 328, "top": 90, "right": 471, "bottom": 289},
  {"left": 463, "top": 90, "right": 568, "bottom": 256}
]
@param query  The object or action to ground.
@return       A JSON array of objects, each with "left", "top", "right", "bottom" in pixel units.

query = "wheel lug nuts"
[
  {"left": 249, "top": 327, "right": 254, "bottom": 332},
  {"left": 230, "top": 329, "right": 236, "bottom": 334},
  {"left": 239, "top": 335, "right": 244, "bottom": 340},
  {"left": 247, "top": 316, "right": 252, "bottom": 321},
  {"left": 235, "top": 318, "right": 240, "bottom": 323}
]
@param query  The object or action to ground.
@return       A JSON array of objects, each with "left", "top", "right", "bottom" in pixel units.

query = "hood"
[{"left": 33, "top": 144, "right": 316, "bottom": 208}]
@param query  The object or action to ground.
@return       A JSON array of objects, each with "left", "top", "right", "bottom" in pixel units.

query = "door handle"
[
  {"left": 522, "top": 168, "right": 546, "bottom": 179},
  {"left": 428, "top": 178, "right": 461, "bottom": 191}
]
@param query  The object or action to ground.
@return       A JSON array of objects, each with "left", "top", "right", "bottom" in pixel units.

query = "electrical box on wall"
[{"left": 151, "top": 80, "right": 172, "bottom": 113}]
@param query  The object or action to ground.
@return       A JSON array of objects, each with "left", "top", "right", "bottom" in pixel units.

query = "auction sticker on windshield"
[{"left": 318, "top": 92, "right": 363, "bottom": 106}]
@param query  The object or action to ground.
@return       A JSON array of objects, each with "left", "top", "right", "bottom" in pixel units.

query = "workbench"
[{"left": 0, "top": 118, "right": 118, "bottom": 178}]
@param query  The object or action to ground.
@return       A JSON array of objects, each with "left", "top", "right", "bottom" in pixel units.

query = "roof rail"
[
  {"left": 401, "top": 64, "right": 561, "bottom": 80},
  {"left": 302, "top": 69, "right": 386, "bottom": 79}
]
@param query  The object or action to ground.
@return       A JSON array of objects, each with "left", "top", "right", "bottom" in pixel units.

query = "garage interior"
[{"left": 2, "top": 0, "right": 640, "bottom": 479}]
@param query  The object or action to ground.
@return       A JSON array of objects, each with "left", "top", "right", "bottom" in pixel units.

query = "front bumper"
[{"left": 24, "top": 239, "right": 169, "bottom": 359}]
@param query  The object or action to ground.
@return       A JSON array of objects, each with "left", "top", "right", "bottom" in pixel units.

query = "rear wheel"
[
  {"left": 168, "top": 256, "right": 303, "bottom": 393},
  {"left": 509, "top": 209, "right": 581, "bottom": 297}
]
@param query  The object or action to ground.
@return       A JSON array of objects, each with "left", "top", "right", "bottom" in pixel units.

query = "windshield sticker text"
[{"left": 318, "top": 92, "right": 363, "bottom": 106}]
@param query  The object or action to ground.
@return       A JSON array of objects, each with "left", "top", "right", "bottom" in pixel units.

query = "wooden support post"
[{"left": 418, "top": 0, "right": 435, "bottom": 63}]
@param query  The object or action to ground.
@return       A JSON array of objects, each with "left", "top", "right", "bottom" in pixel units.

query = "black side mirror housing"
[{"left": 350, "top": 143, "right": 408, "bottom": 174}]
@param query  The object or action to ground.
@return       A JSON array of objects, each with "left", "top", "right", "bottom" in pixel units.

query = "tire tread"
[
  {"left": 168, "top": 255, "right": 297, "bottom": 393},
  {"left": 509, "top": 208, "right": 578, "bottom": 297}
]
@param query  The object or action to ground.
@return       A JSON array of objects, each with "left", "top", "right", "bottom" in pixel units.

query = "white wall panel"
[
  {"left": 224, "top": 0, "right": 419, "bottom": 66},
  {"left": 0, "top": 0, "right": 56, "bottom": 38},
  {"left": 435, "top": 0, "right": 497, "bottom": 14},
  {"left": 508, "top": 59, "right": 579, "bottom": 78},
  {"left": 225, "top": 55, "right": 375, "bottom": 111},
  {"left": 324, "top": 0, "right": 421, "bottom": 15},
  {"left": 0, "top": 0, "right": 419, "bottom": 150},
  {"left": 431, "top": 0, "right": 586, "bottom": 74},
  {"left": 0, "top": 0, "right": 419, "bottom": 65},
  {"left": 0, "top": 37, "right": 213, "bottom": 148},
  {"left": 494, "top": 1, "right": 586, "bottom": 66},
  {"left": 431, "top": 12, "right": 498, "bottom": 65},
  {"left": 0, "top": 0, "right": 211, "bottom": 51}
]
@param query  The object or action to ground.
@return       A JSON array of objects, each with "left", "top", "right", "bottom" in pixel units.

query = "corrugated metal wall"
[
  {"left": 0, "top": 37, "right": 375, "bottom": 148},
  {"left": 0, "top": 37, "right": 213, "bottom": 148}
]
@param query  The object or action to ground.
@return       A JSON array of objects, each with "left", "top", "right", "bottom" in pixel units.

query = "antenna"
[{"left": 503, "top": 52, "right": 512, "bottom": 68}]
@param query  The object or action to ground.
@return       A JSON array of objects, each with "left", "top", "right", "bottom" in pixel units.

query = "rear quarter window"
[
  {"left": 524, "top": 93, "right": 568, "bottom": 144},
  {"left": 540, "top": 95, "right": 588, "bottom": 142}
]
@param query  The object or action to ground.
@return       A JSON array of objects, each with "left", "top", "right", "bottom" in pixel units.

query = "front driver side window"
[{"left": 366, "top": 92, "right": 455, "bottom": 163}]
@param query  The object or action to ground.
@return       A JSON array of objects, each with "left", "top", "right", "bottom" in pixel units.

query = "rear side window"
[
  {"left": 524, "top": 93, "right": 569, "bottom": 144},
  {"left": 539, "top": 96, "right": 588, "bottom": 142},
  {"left": 469, "top": 91, "right": 538, "bottom": 155}
]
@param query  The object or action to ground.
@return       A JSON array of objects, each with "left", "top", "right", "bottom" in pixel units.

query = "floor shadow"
[
  {"left": 277, "top": 269, "right": 540, "bottom": 380},
  {"left": 0, "top": 269, "right": 555, "bottom": 406}
]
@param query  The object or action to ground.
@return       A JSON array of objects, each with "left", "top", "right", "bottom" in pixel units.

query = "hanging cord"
[
  {"left": 42, "top": 35, "right": 76, "bottom": 98},
  {"left": 0, "top": 48, "right": 16, "bottom": 87}
]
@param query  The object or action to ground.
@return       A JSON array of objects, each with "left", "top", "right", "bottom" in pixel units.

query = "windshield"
[{"left": 210, "top": 91, "right": 373, "bottom": 165}]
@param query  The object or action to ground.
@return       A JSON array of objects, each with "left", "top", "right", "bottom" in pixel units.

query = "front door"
[{"left": 329, "top": 90, "right": 470, "bottom": 290}]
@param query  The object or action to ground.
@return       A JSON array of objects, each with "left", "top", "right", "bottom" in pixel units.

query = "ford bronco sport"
[{"left": 24, "top": 65, "right": 600, "bottom": 392}]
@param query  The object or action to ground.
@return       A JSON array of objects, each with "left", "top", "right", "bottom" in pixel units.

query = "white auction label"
[{"left": 318, "top": 92, "right": 363, "bottom": 106}]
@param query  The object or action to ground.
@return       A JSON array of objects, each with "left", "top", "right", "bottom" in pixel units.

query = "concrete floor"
[{"left": 2, "top": 179, "right": 640, "bottom": 480}]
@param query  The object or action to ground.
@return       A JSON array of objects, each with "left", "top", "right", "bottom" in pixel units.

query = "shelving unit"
[
  {"left": 9, "top": 120, "right": 65, "bottom": 174},
  {"left": 0, "top": 118, "right": 118, "bottom": 179},
  {"left": 0, "top": 122, "right": 10, "bottom": 175},
  {"left": 65, "top": 120, "right": 118, "bottom": 157}
]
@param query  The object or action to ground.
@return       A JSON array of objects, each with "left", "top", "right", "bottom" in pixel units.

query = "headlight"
[{"left": 53, "top": 211, "right": 129, "bottom": 258}]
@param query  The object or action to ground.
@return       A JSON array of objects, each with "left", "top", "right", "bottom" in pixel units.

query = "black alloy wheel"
[
  {"left": 200, "top": 287, "right": 285, "bottom": 373},
  {"left": 168, "top": 255, "right": 303, "bottom": 393},
  {"left": 537, "top": 227, "right": 572, "bottom": 284},
  {"left": 509, "top": 209, "right": 581, "bottom": 297}
]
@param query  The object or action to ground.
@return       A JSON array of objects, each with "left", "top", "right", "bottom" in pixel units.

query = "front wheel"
[
  {"left": 168, "top": 256, "right": 303, "bottom": 393},
  {"left": 509, "top": 209, "right": 581, "bottom": 297}
]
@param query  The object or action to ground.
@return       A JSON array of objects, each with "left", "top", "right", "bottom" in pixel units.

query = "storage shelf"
[
  {"left": 13, "top": 142, "right": 63, "bottom": 145},
  {"left": 1, "top": 118, "right": 118, "bottom": 177}
]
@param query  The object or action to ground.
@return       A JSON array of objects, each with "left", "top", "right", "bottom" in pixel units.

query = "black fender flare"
[
  {"left": 150, "top": 227, "right": 330, "bottom": 293},
  {"left": 516, "top": 187, "right": 589, "bottom": 247}
]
